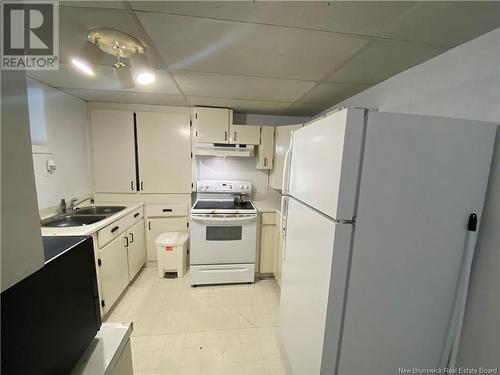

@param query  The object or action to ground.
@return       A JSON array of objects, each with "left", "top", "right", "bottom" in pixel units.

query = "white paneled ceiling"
[{"left": 29, "top": 1, "right": 500, "bottom": 116}]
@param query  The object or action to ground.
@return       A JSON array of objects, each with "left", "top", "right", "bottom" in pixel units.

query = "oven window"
[{"left": 206, "top": 226, "right": 242, "bottom": 241}]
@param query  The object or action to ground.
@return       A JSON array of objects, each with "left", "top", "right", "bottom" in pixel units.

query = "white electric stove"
[{"left": 190, "top": 180, "right": 257, "bottom": 286}]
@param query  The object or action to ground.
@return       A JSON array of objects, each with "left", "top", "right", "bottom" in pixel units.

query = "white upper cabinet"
[
  {"left": 193, "top": 107, "right": 231, "bottom": 143},
  {"left": 270, "top": 124, "right": 303, "bottom": 190},
  {"left": 91, "top": 109, "right": 136, "bottom": 193},
  {"left": 256, "top": 126, "right": 274, "bottom": 170},
  {"left": 136, "top": 112, "right": 191, "bottom": 193},
  {"left": 230, "top": 124, "right": 261, "bottom": 145}
]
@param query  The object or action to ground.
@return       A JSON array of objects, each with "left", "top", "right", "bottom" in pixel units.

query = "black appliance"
[{"left": 1, "top": 236, "right": 101, "bottom": 375}]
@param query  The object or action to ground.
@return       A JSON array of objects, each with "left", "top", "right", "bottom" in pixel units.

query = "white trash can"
[{"left": 155, "top": 232, "right": 189, "bottom": 278}]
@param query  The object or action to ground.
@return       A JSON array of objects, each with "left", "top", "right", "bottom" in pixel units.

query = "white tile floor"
[{"left": 105, "top": 267, "right": 289, "bottom": 375}]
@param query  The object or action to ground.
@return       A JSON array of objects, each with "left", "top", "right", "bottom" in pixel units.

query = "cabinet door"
[
  {"left": 136, "top": 112, "right": 191, "bottom": 193},
  {"left": 270, "top": 124, "right": 302, "bottom": 190},
  {"left": 193, "top": 107, "right": 230, "bottom": 143},
  {"left": 256, "top": 126, "right": 274, "bottom": 169},
  {"left": 126, "top": 219, "right": 146, "bottom": 281},
  {"left": 90, "top": 109, "right": 136, "bottom": 193},
  {"left": 230, "top": 124, "right": 260, "bottom": 145},
  {"left": 145, "top": 217, "right": 188, "bottom": 261},
  {"left": 98, "top": 235, "right": 129, "bottom": 313},
  {"left": 259, "top": 213, "right": 277, "bottom": 274}
]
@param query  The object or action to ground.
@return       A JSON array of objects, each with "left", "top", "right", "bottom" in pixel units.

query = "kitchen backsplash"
[{"left": 195, "top": 155, "right": 269, "bottom": 194}]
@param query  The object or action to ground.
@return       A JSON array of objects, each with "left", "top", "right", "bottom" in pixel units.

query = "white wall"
[
  {"left": 329, "top": 28, "right": 500, "bottom": 367},
  {"left": 233, "top": 113, "right": 309, "bottom": 126},
  {"left": 28, "top": 79, "right": 91, "bottom": 210},
  {"left": 196, "top": 156, "right": 269, "bottom": 194},
  {"left": 1, "top": 71, "right": 45, "bottom": 292},
  {"left": 197, "top": 113, "right": 308, "bottom": 194}
]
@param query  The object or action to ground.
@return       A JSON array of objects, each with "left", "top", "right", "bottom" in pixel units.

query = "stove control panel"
[{"left": 197, "top": 180, "right": 251, "bottom": 193}]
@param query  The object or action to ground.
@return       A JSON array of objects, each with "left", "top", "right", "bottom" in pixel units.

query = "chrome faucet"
[
  {"left": 59, "top": 199, "right": 67, "bottom": 214},
  {"left": 68, "top": 196, "right": 95, "bottom": 212}
]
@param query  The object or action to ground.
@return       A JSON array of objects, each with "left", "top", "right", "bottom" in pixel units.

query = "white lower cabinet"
[
  {"left": 259, "top": 213, "right": 278, "bottom": 275},
  {"left": 98, "top": 235, "right": 130, "bottom": 314},
  {"left": 126, "top": 219, "right": 146, "bottom": 281},
  {"left": 96, "top": 208, "right": 146, "bottom": 315}
]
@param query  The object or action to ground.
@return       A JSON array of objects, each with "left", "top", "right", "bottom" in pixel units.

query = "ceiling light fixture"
[
  {"left": 71, "top": 40, "right": 103, "bottom": 76},
  {"left": 71, "top": 57, "right": 95, "bottom": 76},
  {"left": 136, "top": 72, "right": 155, "bottom": 85},
  {"left": 129, "top": 53, "right": 156, "bottom": 86},
  {"left": 73, "top": 28, "right": 156, "bottom": 88}
]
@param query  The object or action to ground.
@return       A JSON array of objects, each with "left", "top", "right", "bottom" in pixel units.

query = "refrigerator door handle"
[
  {"left": 280, "top": 196, "right": 289, "bottom": 239},
  {"left": 282, "top": 133, "right": 294, "bottom": 194}
]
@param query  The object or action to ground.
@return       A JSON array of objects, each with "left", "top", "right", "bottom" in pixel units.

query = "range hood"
[{"left": 194, "top": 143, "right": 255, "bottom": 157}]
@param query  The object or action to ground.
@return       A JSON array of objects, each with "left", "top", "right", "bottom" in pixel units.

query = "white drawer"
[
  {"left": 146, "top": 204, "right": 187, "bottom": 218},
  {"left": 97, "top": 207, "right": 144, "bottom": 248},
  {"left": 190, "top": 264, "right": 255, "bottom": 286}
]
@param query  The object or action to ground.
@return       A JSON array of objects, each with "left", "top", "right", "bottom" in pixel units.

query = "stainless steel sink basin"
[
  {"left": 41, "top": 215, "right": 107, "bottom": 228},
  {"left": 72, "top": 206, "right": 126, "bottom": 215}
]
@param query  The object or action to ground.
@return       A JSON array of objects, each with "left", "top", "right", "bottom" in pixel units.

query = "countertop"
[
  {"left": 70, "top": 323, "right": 133, "bottom": 375},
  {"left": 253, "top": 193, "right": 282, "bottom": 213},
  {"left": 42, "top": 235, "right": 90, "bottom": 263},
  {"left": 41, "top": 202, "right": 144, "bottom": 237}
]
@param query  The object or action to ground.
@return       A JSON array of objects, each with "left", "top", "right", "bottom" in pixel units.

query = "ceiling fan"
[{"left": 71, "top": 28, "right": 155, "bottom": 88}]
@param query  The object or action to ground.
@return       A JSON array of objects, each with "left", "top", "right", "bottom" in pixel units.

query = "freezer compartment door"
[
  {"left": 279, "top": 197, "right": 352, "bottom": 375},
  {"left": 287, "top": 108, "right": 365, "bottom": 219},
  {"left": 337, "top": 112, "right": 496, "bottom": 374}
]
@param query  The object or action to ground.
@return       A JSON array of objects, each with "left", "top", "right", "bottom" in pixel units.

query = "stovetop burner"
[{"left": 193, "top": 200, "right": 254, "bottom": 210}]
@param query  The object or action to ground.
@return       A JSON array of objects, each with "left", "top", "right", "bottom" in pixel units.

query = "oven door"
[{"left": 190, "top": 214, "right": 257, "bottom": 265}]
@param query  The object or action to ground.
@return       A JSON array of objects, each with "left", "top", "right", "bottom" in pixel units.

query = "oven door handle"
[{"left": 191, "top": 215, "right": 256, "bottom": 225}]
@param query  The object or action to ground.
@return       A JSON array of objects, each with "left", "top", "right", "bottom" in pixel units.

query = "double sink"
[{"left": 41, "top": 206, "right": 126, "bottom": 228}]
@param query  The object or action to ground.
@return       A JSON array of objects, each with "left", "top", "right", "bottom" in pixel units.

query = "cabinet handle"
[
  {"left": 125, "top": 236, "right": 129, "bottom": 247},
  {"left": 148, "top": 221, "right": 151, "bottom": 231},
  {"left": 131, "top": 181, "right": 135, "bottom": 191},
  {"left": 234, "top": 131, "right": 237, "bottom": 142},
  {"left": 140, "top": 181, "right": 144, "bottom": 191},
  {"left": 264, "top": 157, "right": 267, "bottom": 167},
  {"left": 129, "top": 233, "right": 134, "bottom": 243},
  {"left": 111, "top": 226, "right": 119, "bottom": 233},
  {"left": 224, "top": 131, "right": 228, "bottom": 141},
  {"left": 134, "top": 212, "right": 140, "bottom": 218},
  {"left": 162, "top": 208, "right": 173, "bottom": 213}
]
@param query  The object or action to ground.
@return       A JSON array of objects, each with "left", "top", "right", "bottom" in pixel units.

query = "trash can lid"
[{"left": 155, "top": 232, "right": 189, "bottom": 246}]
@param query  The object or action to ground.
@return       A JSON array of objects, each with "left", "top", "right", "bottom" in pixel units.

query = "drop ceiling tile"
[
  {"left": 328, "top": 39, "right": 447, "bottom": 84},
  {"left": 186, "top": 96, "right": 291, "bottom": 115},
  {"left": 299, "top": 82, "right": 370, "bottom": 105},
  {"left": 132, "top": 1, "right": 416, "bottom": 36},
  {"left": 28, "top": 64, "right": 181, "bottom": 95},
  {"left": 380, "top": 1, "right": 500, "bottom": 47},
  {"left": 60, "top": 88, "right": 188, "bottom": 107},
  {"left": 58, "top": 6, "right": 164, "bottom": 68},
  {"left": 282, "top": 102, "right": 331, "bottom": 117},
  {"left": 136, "top": 12, "right": 370, "bottom": 81},
  {"left": 172, "top": 70, "right": 316, "bottom": 102},
  {"left": 60, "top": 1, "right": 127, "bottom": 10}
]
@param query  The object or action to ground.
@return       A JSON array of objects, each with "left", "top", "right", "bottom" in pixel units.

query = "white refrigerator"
[{"left": 278, "top": 108, "right": 496, "bottom": 375}]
